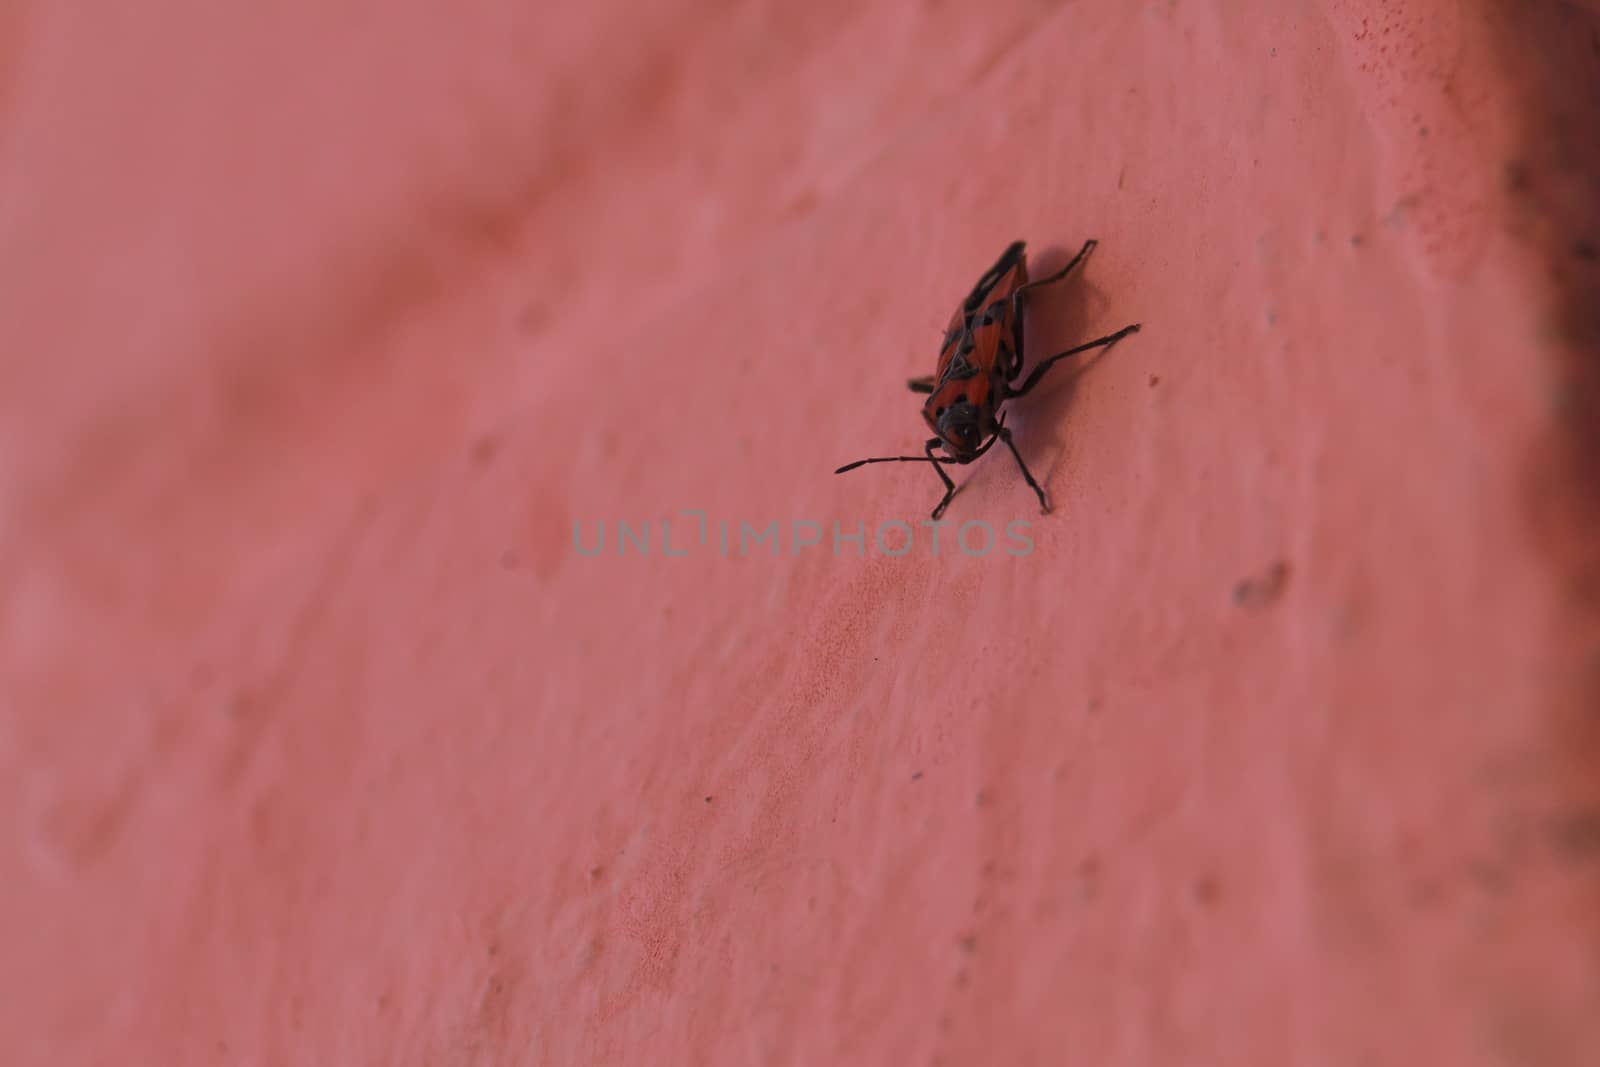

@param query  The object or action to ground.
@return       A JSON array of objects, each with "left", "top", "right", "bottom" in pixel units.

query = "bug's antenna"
[
  {"left": 835, "top": 455, "right": 957, "bottom": 474},
  {"left": 834, "top": 415, "right": 1008, "bottom": 474}
]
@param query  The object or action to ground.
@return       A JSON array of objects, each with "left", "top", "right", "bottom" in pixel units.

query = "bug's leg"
[
  {"left": 1024, "top": 238, "right": 1097, "bottom": 294},
  {"left": 1009, "top": 238, "right": 1098, "bottom": 323},
  {"left": 999, "top": 240, "right": 1098, "bottom": 380},
  {"left": 926, "top": 437, "right": 959, "bottom": 520},
  {"left": 1011, "top": 323, "right": 1141, "bottom": 397},
  {"left": 907, "top": 376, "right": 936, "bottom": 394},
  {"left": 997, "top": 425, "right": 1049, "bottom": 515}
]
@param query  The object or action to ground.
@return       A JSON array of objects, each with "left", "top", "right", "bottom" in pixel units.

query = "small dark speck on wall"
[
  {"left": 1233, "top": 559, "right": 1292, "bottom": 609},
  {"left": 470, "top": 434, "right": 501, "bottom": 467}
]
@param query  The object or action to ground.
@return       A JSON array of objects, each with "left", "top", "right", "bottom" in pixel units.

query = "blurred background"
[{"left": 3, "top": 2, "right": 1599, "bottom": 1064}]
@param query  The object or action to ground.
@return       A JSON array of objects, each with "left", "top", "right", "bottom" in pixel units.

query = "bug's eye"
[{"left": 935, "top": 407, "right": 945, "bottom": 417}]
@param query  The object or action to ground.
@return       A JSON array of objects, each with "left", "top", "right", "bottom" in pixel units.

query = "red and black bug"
[{"left": 834, "top": 239, "right": 1139, "bottom": 519}]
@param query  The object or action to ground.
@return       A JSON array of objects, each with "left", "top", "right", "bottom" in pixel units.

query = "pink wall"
[{"left": 3, "top": 2, "right": 1599, "bottom": 1063}]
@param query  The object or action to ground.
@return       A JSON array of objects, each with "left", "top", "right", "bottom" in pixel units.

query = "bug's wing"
[
  {"left": 961, "top": 241, "right": 1027, "bottom": 316},
  {"left": 933, "top": 301, "right": 969, "bottom": 382},
  {"left": 933, "top": 244, "right": 1027, "bottom": 386}
]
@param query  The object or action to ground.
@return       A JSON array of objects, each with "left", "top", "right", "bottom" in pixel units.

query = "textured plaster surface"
[{"left": 2, "top": 2, "right": 1599, "bottom": 1065}]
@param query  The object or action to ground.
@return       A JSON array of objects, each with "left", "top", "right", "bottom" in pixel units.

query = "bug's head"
[{"left": 934, "top": 399, "right": 985, "bottom": 457}]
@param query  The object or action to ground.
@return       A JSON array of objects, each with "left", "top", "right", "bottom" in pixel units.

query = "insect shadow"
[{"left": 1005, "top": 243, "right": 1122, "bottom": 470}]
